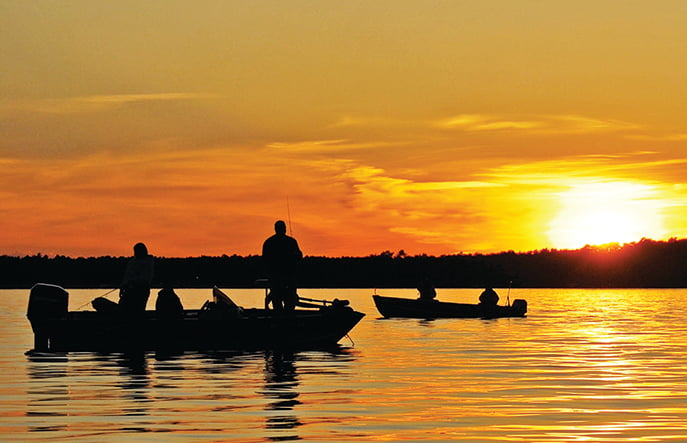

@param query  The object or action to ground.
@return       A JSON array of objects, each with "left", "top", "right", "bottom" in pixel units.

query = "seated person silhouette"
[
  {"left": 479, "top": 287, "right": 499, "bottom": 306},
  {"left": 417, "top": 278, "right": 437, "bottom": 301}
]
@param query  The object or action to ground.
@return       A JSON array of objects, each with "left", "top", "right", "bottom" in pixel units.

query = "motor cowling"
[{"left": 27, "top": 283, "right": 69, "bottom": 322}]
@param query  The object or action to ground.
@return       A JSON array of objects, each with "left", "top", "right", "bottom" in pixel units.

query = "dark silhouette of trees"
[{"left": 2, "top": 238, "right": 686, "bottom": 289}]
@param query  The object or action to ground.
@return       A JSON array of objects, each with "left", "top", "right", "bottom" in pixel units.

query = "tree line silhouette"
[{"left": 2, "top": 238, "right": 686, "bottom": 289}]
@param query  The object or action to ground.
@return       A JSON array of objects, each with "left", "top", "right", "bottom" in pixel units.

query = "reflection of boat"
[
  {"left": 372, "top": 294, "right": 527, "bottom": 319},
  {"left": 27, "top": 284, "right": 365, "bottom": 352}
]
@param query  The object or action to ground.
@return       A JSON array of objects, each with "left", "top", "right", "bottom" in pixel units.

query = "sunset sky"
[{"left": 2, "top": 1, "right": 687, "bottom": 258}]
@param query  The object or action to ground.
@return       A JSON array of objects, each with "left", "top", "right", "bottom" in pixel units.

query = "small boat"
[
  {"left": 372, "top": 294, "right": 527, "bottom": 319},
  {"left": 27, "top": 283, "right": 365, "bottom": 352}
]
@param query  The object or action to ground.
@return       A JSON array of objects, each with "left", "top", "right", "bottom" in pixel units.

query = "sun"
[{"left": 547, "top": 181, "right": 666, "bottom": 249}]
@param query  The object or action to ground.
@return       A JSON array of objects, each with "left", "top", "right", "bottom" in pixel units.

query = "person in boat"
[
  {"left": 155, "top": 287, "right": 184, "bottom": 319},
  {"left": 119, "top": 242, "right": 154, "bottom": 314},
  {"left": 262, "top": 220, "right": 303, "bottom": 311},
  {"left": 417, "top": 277, "right": 437, "bottom": 301},
  {"left": 479, "top": 287, "right": 499, "bottom": 306}
]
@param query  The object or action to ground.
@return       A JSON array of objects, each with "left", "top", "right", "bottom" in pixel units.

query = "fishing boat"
[
  {"left": 27, "top": 283, "right": 365, "bottom": 352},
  {"left": 372, "top": 294, "right": 527, "bottom": 319}
]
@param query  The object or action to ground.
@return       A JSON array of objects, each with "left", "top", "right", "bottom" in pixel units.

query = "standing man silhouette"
[
  {"left": 119, "top": 242, "right": 154, "bottom": 314},
  {"left": 262, "top": 220, "right": 303, "bottom": 311}
]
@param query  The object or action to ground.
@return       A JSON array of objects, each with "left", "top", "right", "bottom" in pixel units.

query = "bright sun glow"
[{"left": 547, "top": 181, "right": 666, "bottom": 249}]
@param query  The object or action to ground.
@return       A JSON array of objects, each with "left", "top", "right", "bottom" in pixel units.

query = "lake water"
[{"left": 2, "top": 287, "right": 687, "bottom": 442}]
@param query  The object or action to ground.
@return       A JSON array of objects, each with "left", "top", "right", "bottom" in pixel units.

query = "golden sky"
[{"left": 2, "top": 1, "right": 687, "bottom": 257}]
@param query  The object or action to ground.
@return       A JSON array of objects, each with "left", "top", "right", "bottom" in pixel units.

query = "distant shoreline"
[{"left": 3, "top": 238, "right": 686, "bottom": 289}]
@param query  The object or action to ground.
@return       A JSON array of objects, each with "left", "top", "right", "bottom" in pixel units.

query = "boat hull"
[
  {"left": 372, "top": 295, "right": 527, "bottom": 319},
  {"left": 26, "top": 284, "right": 365, "bottom": 352},
  {"left": 29, "top": 307, "right": 365, "bottom": 352}
]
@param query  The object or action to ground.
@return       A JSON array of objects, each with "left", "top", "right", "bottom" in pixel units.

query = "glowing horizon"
[{"left": 2, "top": 2, "right": 687, "bottom": 258}]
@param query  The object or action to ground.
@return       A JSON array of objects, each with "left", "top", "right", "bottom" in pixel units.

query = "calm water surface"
[{"left": 2, "top": 288, "right": 687, "bottom": 441}]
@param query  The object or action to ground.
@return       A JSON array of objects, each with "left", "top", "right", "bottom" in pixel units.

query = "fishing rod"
[
  {"left": 75, "top": 287, "right": 118, "bottom": 310},
  {"left": 286, "top": 195, "right": 293, "bottom": 236}
]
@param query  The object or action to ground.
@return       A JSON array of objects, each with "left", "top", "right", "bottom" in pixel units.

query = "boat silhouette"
[{"left": 27, "top": 283, "right": 364, "bottom": 352}]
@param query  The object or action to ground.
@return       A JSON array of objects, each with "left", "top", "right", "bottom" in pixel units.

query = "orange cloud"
[{"left": 3, "top": 143, "right": 686, "bottom": 258}]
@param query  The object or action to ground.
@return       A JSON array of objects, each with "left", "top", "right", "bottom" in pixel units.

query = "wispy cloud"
[
  {"left": 436, "top": 114, "right": 543, "bottom": 131},
  {"left": 627, "top": 133, "right": 687, "bottom": 141},
  {"left": 328, "top": 115, "right": 420, "bottom": 128},
  {"left": 267, "top": 139, "right": 399, "bottom": 153},
  {"left": 327, "top": 112, "right": 641, "bottom": 135},
  {"left": 434, "top": 113, "right": 640, "bottom": 134},
  {"left": 486, "top": 151, "right": 687, "bottom": 184},
  {"left": 553, "top": 115, "right": 641, "bottom": 133},
  {"left": 77, "top": 93, "right": 216, "bottom": 105},
  {"left": 1, "top": 93, "right": 217, "bottom": 115},
  {"left": 330, "top": 163, "right": 523, "bottom": 250}
]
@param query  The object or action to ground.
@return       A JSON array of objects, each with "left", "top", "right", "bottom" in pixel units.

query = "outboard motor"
[
  {"left": 511, "top": 299, "right": 527, "bottom": 316},
  {"left": 27, "top": 283, "right": 69, "bottom": 351}
]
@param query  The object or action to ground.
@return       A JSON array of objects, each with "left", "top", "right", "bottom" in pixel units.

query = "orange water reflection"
[
  {"left": 347, "top": 288, "right": 687, "bottom": 442},
  {"left": 5, "top": 288, "right": 687, "bottom": 441}
]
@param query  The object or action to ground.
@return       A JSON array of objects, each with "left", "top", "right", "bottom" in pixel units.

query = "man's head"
[
  {"left": 133, "top": 242, "right": 148, "bottom": 258},
  {"left": 274, "top": 220, "right": 287, "bottom": 235}
]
